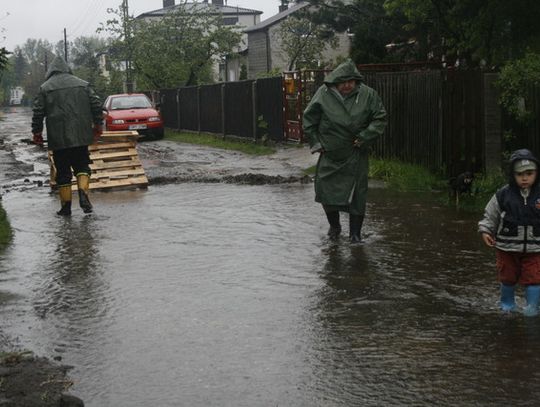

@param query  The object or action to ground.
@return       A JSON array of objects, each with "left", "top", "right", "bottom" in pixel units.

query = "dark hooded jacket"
[
  {"left": 302, "top": 59, "right": 387, "bottom": 213},
  {"left": 478, "top": 149, "right": 540, "bottom": 252},
  {"left": 31, "top": 56, "right": 102, "bottom": 150}
]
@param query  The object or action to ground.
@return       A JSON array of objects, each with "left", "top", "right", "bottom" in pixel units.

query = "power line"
[{"left": 66, "top": 0, "right": 108, "bottom": 38}]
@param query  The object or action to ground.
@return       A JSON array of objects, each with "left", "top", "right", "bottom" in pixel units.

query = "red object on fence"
[{"left": 282, "top": 69, "right": 331, "bottom": 143}]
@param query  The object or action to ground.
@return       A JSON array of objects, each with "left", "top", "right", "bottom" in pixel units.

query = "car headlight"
[
  {"left": 112, "top": 119, "right": 125, "bottom": 124},
  {"left": 148, "top": 116, "right": 161, "bottom": 122}
]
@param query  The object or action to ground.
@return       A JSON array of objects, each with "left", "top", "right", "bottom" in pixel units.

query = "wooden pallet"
[{"left": 49, "top": 131, "right": 148, "bottom": 190}]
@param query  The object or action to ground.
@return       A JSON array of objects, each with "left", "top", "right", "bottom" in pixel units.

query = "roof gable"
[
  {"left": 137, "top": 2, "right": 262, "bottom": 19},
  {"left": 243, "top": 3, "right": 309, "bottom": 33}
]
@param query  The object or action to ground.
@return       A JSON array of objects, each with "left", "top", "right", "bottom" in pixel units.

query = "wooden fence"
[
  {"left": 157, "top": 70, "right": 540, "bottom": 176},
  {"left": 159, "top": 77, "right": 284, "bottom": 141}
]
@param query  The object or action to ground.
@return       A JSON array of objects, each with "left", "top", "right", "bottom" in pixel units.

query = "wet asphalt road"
[{"left": 2, "top": 107, "right": 540, "bottom": 406}]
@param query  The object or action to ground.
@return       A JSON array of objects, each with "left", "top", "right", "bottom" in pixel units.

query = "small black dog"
[{"left": 449, "top": 171, "right": 474, "bottom": 206}]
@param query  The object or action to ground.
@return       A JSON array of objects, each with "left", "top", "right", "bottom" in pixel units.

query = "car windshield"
[{"left": 110, "top": 95, "right": 152, "bottom": 110}]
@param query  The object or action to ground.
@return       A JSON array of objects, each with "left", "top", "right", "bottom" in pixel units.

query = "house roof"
[
  {"left": 137, "top": 2, "right": 262, "bottom": 19},
  {"left": 243, "top": 2, "right": 309, "bottom": 33}
]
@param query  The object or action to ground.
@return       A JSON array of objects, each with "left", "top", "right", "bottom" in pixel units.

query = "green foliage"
[
  {"left": 498, "top": 53, "right": 540, "bottom": 122},
  {"left": 257, "top": 115, "right": 269, "bottom": 145},
  {"left": 369, "top": 158, "right": 445, "bottom": 191},
  {"left": 257, "top": 115, "right": 268, "bottom": 128},
  {"left": 305, "top": 0, "right": 411, "bottom": 63},
  {"left": 239, "top": 64, "right": 247, "bottom": 80},
  {"left": 100, "top": 3, "right": 242, "bottom": 89},
  {"left": 165, "top": 130, "right": 275, "bottom": 156},
  {"left": 307, "top": 157, "right": 504, "bottom": 212},
  {"left": 0, "top": 47, "right": 10, "bottom": 78},
  {"left": 0, "top": 203, "right": 12, "bottom": 247},
  {"left": 384, "top": 0, "right": 540, "bottom": 66},
  {"left": 1, "top": 36, "right": 117, "bottom": 103},
  {"left": 306, "top": 157, "right": 445, "bottom": 190},
  {"left": 306, "top": 0, "right": 540, "bottom": 66},
  {"left": 453, "top": 170, "right": 506, "bottom": 212},
  {"left": 13, "top": 40, "right": 55, "bottom": 100},
  {"left": 276, "top": 11, "right": 338, "bottom": 70},
  {"left": 256, "top": 68, "right": 282, "bottom": 79}
]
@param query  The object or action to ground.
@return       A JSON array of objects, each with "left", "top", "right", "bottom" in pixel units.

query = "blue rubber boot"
[
  {"left": 523, "top": 285, "right": 540, "bottom": 317},
  {"left": 500, "top": 284, "right": 516, "bottom": 312}
]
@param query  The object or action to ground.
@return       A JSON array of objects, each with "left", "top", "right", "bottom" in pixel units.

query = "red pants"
[{"left": 496, "top": 249, "right": 540, "bottom": 285}]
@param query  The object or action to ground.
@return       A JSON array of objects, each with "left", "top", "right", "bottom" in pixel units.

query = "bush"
[
  {"left": 498, "top": 53, "right": 540, "bottom": 123},
  {"left": 0, "top": 204, "right": 12, "bottom": 247}
]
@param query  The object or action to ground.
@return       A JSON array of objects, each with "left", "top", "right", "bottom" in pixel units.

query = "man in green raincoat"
[
  {"left": 303, "top": 60, "right": 387, "bottom": 243},
  {"left": 31, "top": 56, "right": 103, "bottom": 216}
]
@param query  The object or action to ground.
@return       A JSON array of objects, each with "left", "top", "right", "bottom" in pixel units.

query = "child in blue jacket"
[{"left": 478, "top": 149, "right": 540, "bottom": 316}]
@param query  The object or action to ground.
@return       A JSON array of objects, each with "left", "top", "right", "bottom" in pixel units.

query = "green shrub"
[
  {"left": 498, "top": 52, "right": 540, "bottom": 123},
  {"left": 0, "top": 204, "right": 12, "bottom": 247}
]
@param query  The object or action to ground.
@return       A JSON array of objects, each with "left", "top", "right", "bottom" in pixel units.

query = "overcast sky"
[{"left": 1, "top": 0, "right": 281, "bottom": 52}]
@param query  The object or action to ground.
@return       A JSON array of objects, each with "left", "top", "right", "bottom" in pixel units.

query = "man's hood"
[
  {"left": 324, "top": 59, "right": 364, "bottom": 85},
  {"left": 46, "top": 56, "right": 72, "bottom": 79}
]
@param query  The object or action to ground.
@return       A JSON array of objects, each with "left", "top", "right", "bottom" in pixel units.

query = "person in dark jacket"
[
  {"left": 31, "top": 56, "right": 103, "bottom": 216},
  {"left": 303, "top": 60, "right": 387, "bottom": 243},
  {"left": 478, "top": 149, "right": 540, "bottom": 316}
]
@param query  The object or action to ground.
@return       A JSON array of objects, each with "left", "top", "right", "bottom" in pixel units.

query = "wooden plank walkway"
[{"left": 49, "top": 131, "right": 149, "bottom": 190}]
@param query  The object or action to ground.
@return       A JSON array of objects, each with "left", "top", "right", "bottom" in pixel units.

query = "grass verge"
[
  {"left": 0, "top": 204, "right": 11, "bottom": 247},
  {"left": 305, "top": 157, "right": 508, "bottom": 212},
  {"left": 164, "top": 130, "right": 276, "bottom": 156},
  {"left": 304, "top": 158, "right": 445, "bottom": 191}
]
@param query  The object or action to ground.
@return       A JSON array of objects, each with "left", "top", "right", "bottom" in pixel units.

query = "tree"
[
  {"left": 0, "top": 47, "right": 9, "bottom": 76},
  {"left": 305, "top": 0, "right": 410, "bottom": 64},
  {"left": 498, "top": 53, "right": 540, "bottom": 123},
  {"left": 99, "top": 2, "right": 242, "bottom": 89},
  {"left": 11, "top": 39, "right": 56, "bottom": 100},
  {"left": 306, "top": 0, "right": 540, "bottom": 66},
  {"left": 0, "top": 58, "right": 15, "bottom": 104},
  {"left": 384, "top": 0, "right": 540, "bottom": 66},
  {"left": 276, "top": 11, "right": 338, "bottom": 70}
]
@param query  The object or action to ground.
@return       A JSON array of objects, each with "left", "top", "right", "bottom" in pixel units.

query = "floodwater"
[{"left": 1, "top": 108, "right": 540, "bottom": 406}]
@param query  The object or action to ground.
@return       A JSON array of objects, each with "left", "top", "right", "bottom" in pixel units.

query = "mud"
[
  {"left": 0, "top": 352, "right": 83, "bottom": 407},
  {"left": 137, "top": 140, "right": 318, "bottom": 186},
  {"left": 149, "top": 172, "right": 312, "bottom": 185}
]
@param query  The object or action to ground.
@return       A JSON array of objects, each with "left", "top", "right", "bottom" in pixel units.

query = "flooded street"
[{"left": 1, "top": 108, "right": 540, "bottom": 406}]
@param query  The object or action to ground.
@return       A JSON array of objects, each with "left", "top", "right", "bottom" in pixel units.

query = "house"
[
  {"left": 9, "top": 86, "right": 24, "bottom": 105},
  {"left": 243, "top": 1, "right": 352, "bottom": 78},
  {"left": 136, "top": 0, "right": 262, "bottom": 82}
]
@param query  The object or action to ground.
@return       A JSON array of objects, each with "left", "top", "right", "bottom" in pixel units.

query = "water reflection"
[
  {"left": 1, "top": 136, "right": 540, "bottom": 405},
  {"left": 31, "top": 215, "right": 111, "bottom": 356},
  {"left": 309, "top": 192, "right": 540, "bottom": 406}
]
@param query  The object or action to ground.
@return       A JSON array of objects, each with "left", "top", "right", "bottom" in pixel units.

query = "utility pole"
[
  {"left": 123, "top": 0, "right": 133, "bottom": 93},
  {"left": 64, "top": 28, "right": 68, "bottom": 62}
]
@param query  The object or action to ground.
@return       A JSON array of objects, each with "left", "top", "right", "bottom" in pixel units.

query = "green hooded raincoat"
[
  {"left": 303, "top": 60, "right": 387, "bottom": 215},
  {"left": 31, "top": 56, "right": 102, "bottom": 151}
]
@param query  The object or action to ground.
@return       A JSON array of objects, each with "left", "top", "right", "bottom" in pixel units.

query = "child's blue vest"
[{"left": 496, "top": 184, "right": 540, "bottom": 253}]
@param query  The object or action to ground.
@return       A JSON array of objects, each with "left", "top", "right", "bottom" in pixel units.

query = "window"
[{"left": 222, "top": 17, "right": 238, "bottom": 25}]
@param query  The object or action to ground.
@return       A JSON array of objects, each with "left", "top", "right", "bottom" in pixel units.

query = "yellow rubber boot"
[
  {"left": 57, "top": 185, "right": 72, "bottom": 216},
  {"left": 76, "top": 173, "right": 93, "bottom": 213}
]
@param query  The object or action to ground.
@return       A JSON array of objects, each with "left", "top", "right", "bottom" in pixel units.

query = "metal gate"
[{"left": 282, "top": 70, "right": 330, "bottom": 142}]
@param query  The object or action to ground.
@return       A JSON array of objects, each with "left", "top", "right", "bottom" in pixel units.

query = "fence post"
[
  {"left": 483, "top": 73, "right": 502, "bottom": 172},
  {"left": 176, "top": 88, "right": 181, "bottom": 131},
  {"left": 221, "top": 83, "right": 226, "bottom": 139},
  {"left": 197, "top": 86, "right": 201, "bottom": 133},
  {"left": 252, "top": 80, "right": 258, "bottom": 141}
]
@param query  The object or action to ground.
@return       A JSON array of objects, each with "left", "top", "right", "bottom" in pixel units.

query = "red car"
[{"left": 102, "top": 93, "right": 164, "bottom": 140}]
